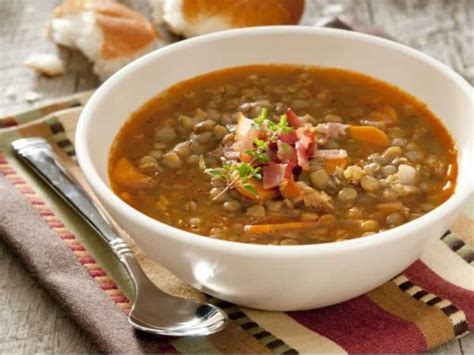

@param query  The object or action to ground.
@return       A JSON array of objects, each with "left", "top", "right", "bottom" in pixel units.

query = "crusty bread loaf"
[
  {"left": 51, "top": 0, "right": 162, "bottom": 80},
  {"left": 148, "top": 0, "right": 305, "bottom": 38}
]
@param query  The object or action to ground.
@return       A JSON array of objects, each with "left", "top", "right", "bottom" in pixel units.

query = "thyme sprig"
[
  {"left": 245, "top": 138, "right": 270, "bottom": 164},
  {"left": 252, "top": 108, "right": 293, "bottom": 141},
  {"left": 205, "top": 162, "right": 262, "bottom": 199}
]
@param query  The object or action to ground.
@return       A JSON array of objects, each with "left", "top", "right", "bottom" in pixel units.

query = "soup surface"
[{"left": 109, "top": 65, "right": 457, "bottom": 245}]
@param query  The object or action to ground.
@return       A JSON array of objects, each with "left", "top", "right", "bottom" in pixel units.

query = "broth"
[{"left": 109, "top": 65, "right": 457, "bottom": 245}]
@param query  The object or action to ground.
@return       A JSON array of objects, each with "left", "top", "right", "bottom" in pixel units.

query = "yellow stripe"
[
  {"left": 406, "top": 285, "right": 423, "bottom": 296},
  {"left": 83, "top": 263, "right": 100, "bottom": 270},
  {"left": 95, "top": 276, "right": 112, "bottom": 283},
  {"left": 74, "top": 251, "right": 88, "bottom": 257},
  {"left": 421, "top": 240, "right": 474, "bottom": 291},
  {"left": 105, "top": 289, "right": 122, "bottom": 296},
  {"left": 65, "top": 239, "right": 80, "bottom": 245},
  {"left": 450, "top": 310, "right": 467, "bottom": 324},
  {"left": 435, "top": 299, "right": 451, "bottom": 309},
  {"left": 392, "top": 275, "right": 408, "bottom": 286},
  {"left": 55, "top": 227, "right": 69, "bottom": 234},
  {"left": 242, "top": 308, "right": 347, "bottom": 353},
  {"left": 420, "top": 293, "right": 436, "bottom": 303}
]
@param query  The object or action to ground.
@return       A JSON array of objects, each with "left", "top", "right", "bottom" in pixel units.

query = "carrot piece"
[
  {"left": 235, "top": 178, "right": 277, "bottom": 202},
  {"left": 280, "top": 178, "right": 302, "bottom": 199},
  {"left": 244, "top": 221, "right": 316, "bottom": 234},
  {"left": 113, "top": 157, "right": 158, "bottom": 189},
  {"left": 239, "top": 152, "right": 253, "bottom": 163},
  {"left": 324, "top": 156, "right": 349, "bottom": 173},
  {"left": 348, "top": 125, "right": 390, "bottom": 146}
]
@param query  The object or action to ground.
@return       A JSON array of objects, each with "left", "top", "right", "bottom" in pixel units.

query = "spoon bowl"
[{"left": 116, "top": 248, "right": 228, "bottom": 337}]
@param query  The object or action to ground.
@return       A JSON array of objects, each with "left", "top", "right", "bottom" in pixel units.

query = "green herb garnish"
[
  {"left": 205, "top": 161, "right": 262, "bottom": 199},
  {"left": 266, "top": 114, "right": 293, "bottom": 139},
  {"left": 253, "top": 107, "right": 268, "bottom": 129},
  {"left": 245, "top": 138, "right": 270, "bottom": 163}
]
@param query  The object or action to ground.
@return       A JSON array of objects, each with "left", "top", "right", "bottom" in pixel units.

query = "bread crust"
[
  {"left": 53, "top": 0, "right": 158, "bottom": 60},
  {"left": 181, "top": 0, "right": 305, "bottom": 27}
]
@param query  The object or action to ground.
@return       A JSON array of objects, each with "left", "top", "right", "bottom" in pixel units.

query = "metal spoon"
[{"left": 12, "top": 137, "right": 228, "bottom": 337}]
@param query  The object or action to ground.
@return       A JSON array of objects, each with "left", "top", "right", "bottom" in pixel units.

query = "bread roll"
[
  {"left": 24, "top": 53, "right": 65, "bottom": 77},
  {"left": 148, "top": 0, "right": 305, "bottom": 38},
  {"left": 51, "top": 0, "right": 162, "bottom": 80}
]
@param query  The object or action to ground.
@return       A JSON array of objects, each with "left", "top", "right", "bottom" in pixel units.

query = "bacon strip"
[
  {"left": 295, "top": 130, "right": 314, "bottom": 171},
  {"left": 263, "top": 162, "right": 288, "bottom": 189},
  {"left": 233, "top": 112, "right": 259, "bottom": 153},
  {"left": 315, "top": 123, "right": 348, "bottom": 138},
  {"left": 287, "top": 109, "right": 305, "bottom": 128}
]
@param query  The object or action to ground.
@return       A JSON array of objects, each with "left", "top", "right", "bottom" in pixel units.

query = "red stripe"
[
  {"left": 31, "top": 198, "right": 45, "bottom": 205},
  {"left": 1, "top": 168, "right": 15, "bottom": 175},
  {"left": 100, "top": 282, "right": 118, "bottom": 290},
  {"left": 405, "top": 261, "right": 474, "bottom": 324},
  {"left": 111, "top": 295, "right": 130, "bottom": 303},
  {"left": 39, "top": 210, "right": 54, "bottom": 216},
  {"left": 89, "top": 269, "right": 106, "bottom": 277},
  {"left": 60, "top": 232, "right": 75, "bottom": 239},
  {"left": 0, "top": 117, "right": 17, "bottom": 128},
  {"left": 11, "top": 178, "right": 26, "bottom": 185},
  {"left": 288, "top": 295, "right": 427, "bottom": 353},
  {"left": 79, "top": 256, "right": 96, "bottom": 264},
  {"left": 69, "top": 244, "right": 86, "bottom": 251},
  {"left": 49, "top": 221, "right": 65, "bottom": 228}
]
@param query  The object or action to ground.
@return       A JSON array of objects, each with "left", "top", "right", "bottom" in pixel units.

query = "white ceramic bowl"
[{"left": 76, "top": 27, "right": 474, "bottom": 311}]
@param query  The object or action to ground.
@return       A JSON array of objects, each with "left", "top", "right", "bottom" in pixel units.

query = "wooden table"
[{"left": 0, "top": 0, "right": 472, "bottom": 352}]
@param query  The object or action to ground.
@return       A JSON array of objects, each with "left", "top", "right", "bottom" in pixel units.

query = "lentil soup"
[{"left": 109, "top": 65, "right": 457, "bottom": 245}]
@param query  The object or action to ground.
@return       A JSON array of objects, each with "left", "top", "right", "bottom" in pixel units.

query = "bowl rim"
[{"left": 76, "top": 26, "right": 474, "bottom": 257}]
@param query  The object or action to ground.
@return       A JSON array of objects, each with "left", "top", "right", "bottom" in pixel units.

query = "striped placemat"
[{"left": 0, "top": 93, "right": 472, "bottom": 353}]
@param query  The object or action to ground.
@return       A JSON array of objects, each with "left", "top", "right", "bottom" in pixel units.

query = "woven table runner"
[{"left": 0, "top": 93, "right": 472, "bottom": 353}]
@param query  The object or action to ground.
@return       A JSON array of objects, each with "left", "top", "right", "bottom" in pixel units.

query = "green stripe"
[
  {"left": 233, "top": 316, "right": 250, "bottom": 326},
  {"left": 44, "top": 116, "right": 76, "bottom": 155},
  {"left": 442, "top": 233, "right": 456, "bottom": 246},
  {"left": 442, "top": 232, "right": 474, "bottom": 265},
  {"left": 272, "top": 343, "right": 292, "bottom": 353},
  {"left": 15, "top": 109, "right": 43, "bottom": 125},
  {"left": 53, "top": 130, "right": 68, "bottom": 142},
  {"left": 247, "top": 326, "right": 263, "bottom": 336},
  {"left": 441, "top": 232, "right": 458, "bottom": 247},
  {"left": 63, "top": 145, "right": 76, "bottom": 154},
  {"left": 457, "top": 246, "right": 474, "bottom": 265}
]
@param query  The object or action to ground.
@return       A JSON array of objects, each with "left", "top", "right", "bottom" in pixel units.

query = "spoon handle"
[{"left": 11, "top": 137, "right": 132, "bottom": 260}]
